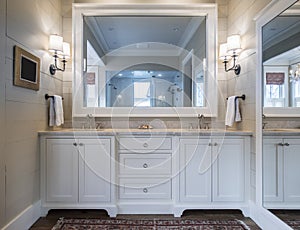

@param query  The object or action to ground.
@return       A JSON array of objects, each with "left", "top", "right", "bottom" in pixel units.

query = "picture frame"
[{"left": 14, "top": 45, "right": 40, "bottom": 91}]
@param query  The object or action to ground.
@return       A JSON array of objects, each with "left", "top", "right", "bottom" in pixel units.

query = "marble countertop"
[
  {"left": 39, "top": 128, "right": 253, "bottom": 136},
  {"left": 263, "top": 128, "right": 300, "bottom": 136}
]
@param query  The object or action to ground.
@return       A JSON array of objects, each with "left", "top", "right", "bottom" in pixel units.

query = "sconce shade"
[
  {"left": 227, "top": 34, "right": 242, "bottom": 55},
  {"left": 219, "top": 43, "right": 231, "bottom": 60},
  {"left": 48, "top": 34, "right": 63, "bottom": 54},
  {"left": 60, "top": 42, "right": 70, "bottom": 59}
]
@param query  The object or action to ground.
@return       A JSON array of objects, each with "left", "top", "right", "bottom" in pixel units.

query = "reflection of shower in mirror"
[{"left": 167, "top": 83, "right": 182, "bottom": 94}]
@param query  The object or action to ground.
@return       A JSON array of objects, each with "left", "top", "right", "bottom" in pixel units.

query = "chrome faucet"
[
  {"left": 198, "top": 114, "right": 204, "bottom": 129},
  {"left": 86, "top": 114, "right": 93, "bottom": 129},
  {"left": 262, "top": 114, "right": 267, "bottom": 129}
]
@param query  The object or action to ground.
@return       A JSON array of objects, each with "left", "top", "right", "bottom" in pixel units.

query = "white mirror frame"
[
  {"left": 260, "top": 0, "right": 300, "bottom": 118},
  {"left": 72, "top": 3, "right": 217, "bottom": 118},
  {"left": 255, "top": 0, "right": 298, "bottom": 228}
]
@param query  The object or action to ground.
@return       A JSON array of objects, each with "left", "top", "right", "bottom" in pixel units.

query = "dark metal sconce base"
[
  {"left": 234, "top": 64, "right": 241, "bottom": 75},
  {"left": 49, "top": 64, "right": 56, "bottom": 75}
]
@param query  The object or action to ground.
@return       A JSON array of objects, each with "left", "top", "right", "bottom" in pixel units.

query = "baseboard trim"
[
  {"left": 2, "top": 200, "right": 41, "bottom": 230},
  {"left": 249, "top": 201, "right": 292, "bottom": 230}
]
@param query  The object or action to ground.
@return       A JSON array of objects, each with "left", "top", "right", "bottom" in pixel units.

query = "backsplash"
[
  {"left": 61, "top": 116, "right": 234, "bottom": 131},
  {"left": 263, "top": 117, "right": 300, "bottom": 129}
]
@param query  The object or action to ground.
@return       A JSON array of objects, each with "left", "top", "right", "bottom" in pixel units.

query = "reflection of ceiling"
[
  {"left": 264, "top": 46, "right": 300, "bottom": 65},
  {"left": 262, "top": 1, "right": 300, "bottom": 62},
  {"left": 109, "top": 70, "right": 180, "bottom": 79},
  {"left": 84, "top": 16, "right": 205, "bottom": 55}
]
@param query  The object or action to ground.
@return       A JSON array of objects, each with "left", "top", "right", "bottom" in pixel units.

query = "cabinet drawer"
[
  {"left": 118, "top": 137, "right": 172, "bottom": 151},
  {"left": 119, "top": 154, "right": 171, "bottom": 175},
  {"left": 119, "top": 178, "right": 171, "bottom": 199}
]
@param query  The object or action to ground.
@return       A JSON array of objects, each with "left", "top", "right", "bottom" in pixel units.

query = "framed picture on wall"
[{"left": 14, "top": 45, "right": 40, "bottom": 91}]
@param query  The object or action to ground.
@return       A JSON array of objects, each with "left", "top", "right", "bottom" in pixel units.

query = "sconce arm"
[
  {"left": 223, "top": 54, "right": 241, "bottom": 75},
  {"left": 49, "top": 53, "right": 67, "bottom": 75}
]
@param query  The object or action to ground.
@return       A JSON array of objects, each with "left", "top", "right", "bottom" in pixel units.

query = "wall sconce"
[
  {"left": 48, "top": 34, "right": 70, "bottom": 75},
  {"left": 219, "top": 34, "right": 242, "bottom": 75}
]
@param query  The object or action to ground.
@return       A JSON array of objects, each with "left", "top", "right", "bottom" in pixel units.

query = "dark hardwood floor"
[{"left": 29, "top": 209, "right": 261, "bottom": 229}]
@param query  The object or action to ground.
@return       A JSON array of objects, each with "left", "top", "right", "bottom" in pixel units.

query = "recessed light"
[
  {"left": 118, "top": 73, "right": 123, "bottom": 76},
  {"left": 158, "top": 74, "right": 162, "bottom": 77}
]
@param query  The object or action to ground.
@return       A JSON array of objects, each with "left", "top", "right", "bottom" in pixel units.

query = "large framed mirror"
[
  {"left": 257, "top": 0, "right": 300, "bottom": 228},
  {"left": 72, "top": 4, "right": 217, "bottom": 117},
  {"left": 262, "top": 1, "right": 300, "bottom": 117}
]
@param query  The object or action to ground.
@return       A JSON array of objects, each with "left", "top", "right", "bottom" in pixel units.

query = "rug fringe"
[
  {"left": 236, "top": 219, "right": 251, "bottom": 230},
  {"left": 51, "top": 217, "right": 64, "bottom": 230}
]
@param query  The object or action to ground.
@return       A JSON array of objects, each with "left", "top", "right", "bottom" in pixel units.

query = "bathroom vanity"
[
  {"left": 263, "top": 129, "right": 300, "bottom": 209},
  {"left": 39, "top": 129, "right": 251, "bottom": 217}
]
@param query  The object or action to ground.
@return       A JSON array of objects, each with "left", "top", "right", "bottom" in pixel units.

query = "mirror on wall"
[
  {"left": 262, "top": 1, "right": 300, "bottom": 116},
  {"left": 72, "top": 4, "right": 217, "bottom": 117},
  {"left": 83, "top": 16, "right": 206, "bottom": 108},
  {"left": 262, "top": 0, "right": 300, "bottom": 227}
]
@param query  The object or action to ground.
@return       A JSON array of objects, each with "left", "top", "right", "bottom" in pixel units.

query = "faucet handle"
[{"left": 96, "top": 122, "right": 101, "bottom": 129}]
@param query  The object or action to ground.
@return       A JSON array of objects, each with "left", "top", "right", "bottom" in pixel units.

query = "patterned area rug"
[
  {"left": 286, "top": 220, "right": 300, "bottom": 230},
  {"left": 52, "top": 218, "right": 251, "bottom": 230}
]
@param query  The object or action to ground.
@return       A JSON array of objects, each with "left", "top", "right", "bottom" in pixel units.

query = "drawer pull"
[
  {"left": 73, "top": 143, "right": 78, "bottom": 146},
  {"left": 79, "top": 143, "right": 84, "bottom": 146},
  {"left": 278, "top": 143, "right": 284, "bottom": 146},
  {"left": 284, "top": 143, "right": 290, "bottom": 146},
  {"left": 143, "top": 163, "right": 148, "bottom": 168},
  {"left": 143, "top": 143, "right": 149, "bottom": 148},
  {"left": 143, "top": 188, "right": 148, "bottom": 193},
  {"left": 213, "top": 143, "right": 218, "bottom": 146}
]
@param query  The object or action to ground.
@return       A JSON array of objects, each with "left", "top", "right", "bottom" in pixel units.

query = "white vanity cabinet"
[
  {"left": 263, "top": 137, "right": 300, "bottom": 207},
  {"left": 78, "top": 139, "right": 111, "bottom": 202},
  {"left": 40, "top": 136, "right": 117, "bottom": 217},
  {"left": 40, "top": 131, "right": 251, "bottom": 217},
  {"left": 175, "top": 136, "right": 250, "bottom": 216},
  {"left": 44, "top": 139, "right": 79, "bottom": 203},
  {"left": 117, "top": 135, "right": 173, "bottom": 214}
]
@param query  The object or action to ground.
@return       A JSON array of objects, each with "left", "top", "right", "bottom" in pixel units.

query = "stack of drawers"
[{"left": 118, "top": 136, "right": 173, "bottom": 200}]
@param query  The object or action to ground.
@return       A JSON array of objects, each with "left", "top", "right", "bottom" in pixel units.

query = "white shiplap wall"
[
  {"left": 0, "top": 0, "right": 6, "bottom": 227},
  {"left": 227, "top": 0, "right": 271, "bottom": 201},
  {"left": 0, "top": 0, "right": 63, "bottom": 227}
]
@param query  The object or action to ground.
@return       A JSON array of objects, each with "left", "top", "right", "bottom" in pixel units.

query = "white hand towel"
[
  {"left": 235, "top": 98, "right": 242, "bottom": 122},
  {"left": 225, "top": 96, "right": 242, "bottom": 127},
  {"left": 225, "top": 96, "right": 236, "bottom": 127},
  {"left": 54, "top": 95, "right": 64, "bottom": 126},
  {"left": 49, "top": 98, "right": 55, "bottom": 127},
  {"left": 48, "top": 95, "right": 64, "bottom": 127}
]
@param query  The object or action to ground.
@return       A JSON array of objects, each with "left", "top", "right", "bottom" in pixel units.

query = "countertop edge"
[{"left": 38, "top": 129, "right": 253, "bottom": 136}]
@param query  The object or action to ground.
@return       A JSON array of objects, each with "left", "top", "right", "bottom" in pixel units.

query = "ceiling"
[
  {"left": 84, "top": 16, "right": 205, "bottom": 55},
  {"left": 263, "top": 1, "right": 300, "bottom": 64}
]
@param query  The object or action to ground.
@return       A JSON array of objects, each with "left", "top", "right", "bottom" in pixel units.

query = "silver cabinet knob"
[
  {"left": 73, "top": 143, "right": 78, "bottom": 146},
  {"left": 143, "top": 163, "right": 148, "bottom": 168},
  {"left": 143, "top": 143, "right": 148, "bottom": 148},
  {"left": 284, "top": 143, "right": 290, "bottom": 146},
  {"left": 79, "top": 143, "right": 84, "bottom": 146},
  {"left": 213, "top": 143, "right": 218, "bottom": 146},
  {"left": 143, "top": 188, "right": 148, "bottom": 193},
  {"left": 278, "top": 143, "right": 284, "bottom": 146}
]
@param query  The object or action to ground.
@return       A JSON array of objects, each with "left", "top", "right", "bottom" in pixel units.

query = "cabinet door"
[
  {"left": 79, "top": 139, "right": 111, "bottom": 202},
  {"left": 179, "top": 139, "right": 211, "bottom": 202},
  {"left": 283, "top": 139, "right": 300, "bottom": 202},
  {"left": 46, "top": 139, "right": 78, "bottom": 202},
  {"left": 263, "top": 138, "right": 283, "bottom": 202},
  {"left": 212, "top": 139, "right": 244, "bottom": 202}
]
